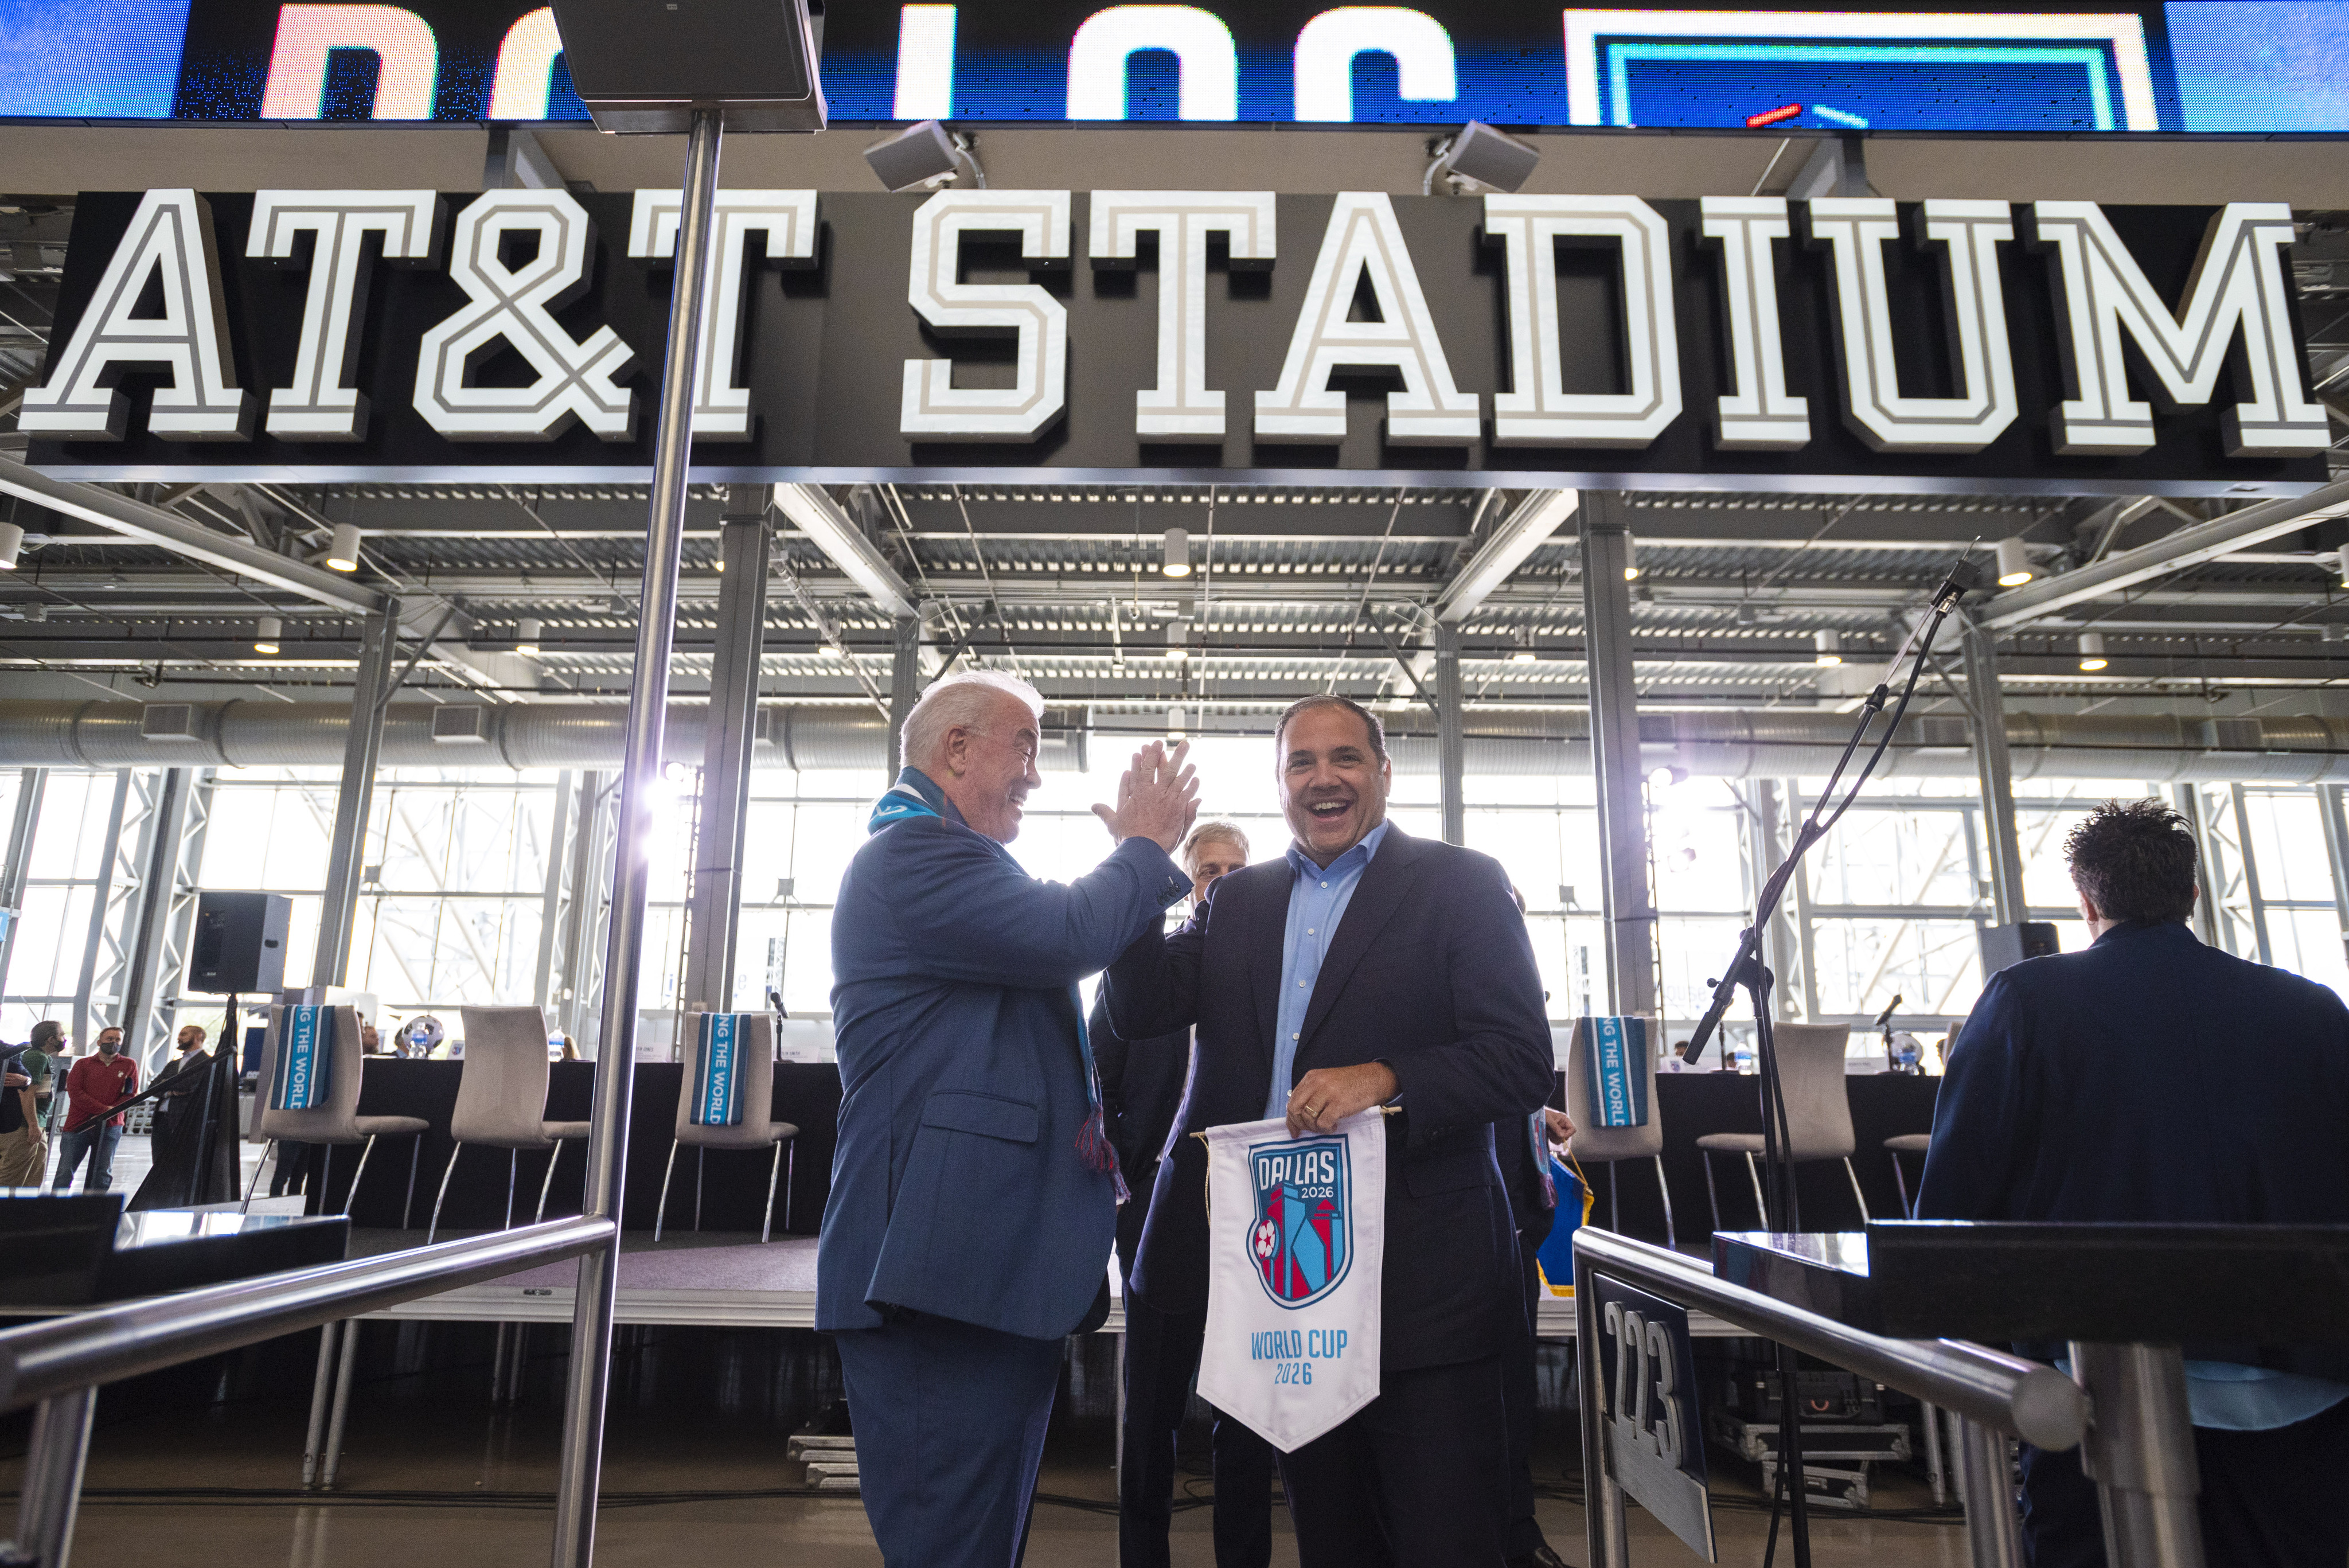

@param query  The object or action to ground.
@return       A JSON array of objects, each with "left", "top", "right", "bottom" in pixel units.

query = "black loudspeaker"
[
  {"left": 188, "top": 892, "right": 291, "bottom": 995},
  {"left": 548, "top": 0, "right": 826, "bottom": 133},
  {"left": 1977, "top": 920, "right": 2059, "bottom": 977}
]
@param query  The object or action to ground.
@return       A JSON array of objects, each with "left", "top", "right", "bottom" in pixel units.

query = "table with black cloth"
[
  {"left": 298, "top": 1059, "right": 841, "bottom": 1234},
  {"left": 1552, "top": 1069, "right": 1937, "bottom": 1246}
]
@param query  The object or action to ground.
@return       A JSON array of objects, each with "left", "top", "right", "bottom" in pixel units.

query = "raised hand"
[{"left": 1091, "top": 739, "right": 1200, "bottom": 852}]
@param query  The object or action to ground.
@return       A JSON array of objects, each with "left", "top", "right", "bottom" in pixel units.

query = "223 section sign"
[
  {"left": 1593, "top": 1273, "right": 1716, "bottom": 1561},
  {"left": 24, "top": 188, "right": 2327, "bottom": 496}
]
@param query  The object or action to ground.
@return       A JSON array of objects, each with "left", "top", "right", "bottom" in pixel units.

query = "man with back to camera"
[
  {"left": 821, "top": 669, "right": 1200, "bottom": 1568},
  {"left": 52, "top": 1024, "right": 137, "bottom": 1193},
  {"left": 1107, "top": 693, "right": 1555, "bottom": 1568},
  {"left": 1091, "top": 819, "right": 1281, "bottom": 1568},
  {"left": 1918, "top": 798, "right": 2349, "bottom": 1568}
]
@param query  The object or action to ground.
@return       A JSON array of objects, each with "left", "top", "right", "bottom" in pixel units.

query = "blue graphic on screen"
[
  {"left": 14, "top": 1, "right": 2349, "bottom": 133},
  {"left": 0, "top": 0, "right": 192, "bottom": 119}
]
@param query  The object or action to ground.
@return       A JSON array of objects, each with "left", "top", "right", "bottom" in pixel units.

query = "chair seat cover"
[
  {"left": 1562, "top": 1016, "right": 1664, "bottom": 1162},
  {"left": 452, "top": 1006, "right": 575, "bottom": 1149},
  {"left": 349, "top": 1115, "right": 430, "bottom": 1139},
  {"left": 1696, "top": 1132, "right": 1768, "bottom": 1154},
  {"left": 1883, "top": 1132, "right": 1932, "bottom": 1153},
  {"left": 543, "top": 1120, "right": 591, "bottom": 1141},
  {"left": 673, "top": 1013, "right": 790, "bottom": 1150}
]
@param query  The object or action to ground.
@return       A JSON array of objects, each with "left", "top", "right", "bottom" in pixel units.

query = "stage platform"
[{"left": 347, "top": 1227, "right": 1745, "bottom": 1339}]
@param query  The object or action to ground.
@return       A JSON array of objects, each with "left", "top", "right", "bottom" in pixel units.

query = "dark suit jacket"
[
  {"left": 1105, "top": 824, "right": 1554, "bottom": 1371},
  {"left": 1918, "top": 919, "right": 2349, "bottom": 1367},
  {"left": 1086, "top": 992, "right": 1192, "bottom": 1177},
  {"left": 819, "top": 769, "right": 1192, "bottom": 1339}
]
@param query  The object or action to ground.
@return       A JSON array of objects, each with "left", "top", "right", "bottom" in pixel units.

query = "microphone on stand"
[{"left": 1871, "top": 994, "right": 1903, "bottom": 1032}]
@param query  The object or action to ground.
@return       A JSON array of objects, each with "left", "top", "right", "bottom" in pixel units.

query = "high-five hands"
[{"left": 1092, "top": 739, "right": 1200, "bottom": 853}]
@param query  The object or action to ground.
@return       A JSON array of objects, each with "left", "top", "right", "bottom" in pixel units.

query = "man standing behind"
[
  {"left": 1919, "top": 798, "right": 2349, "bottom": 1568},
  {"left": 0, "top": 1042, "right": 40, "bottom": 1186},
  {"left": 21, "top": 1020, "right": 60, "bottom": 1137},
  {"left": 1096, "top": 820, "right": 1279, "bottom": 1568},
  {"left": 821, "top": 670, "right": 1200, "bottom": 1568},
  {"left": 1109, "top": 694, "right": 1554, "bottom": 1568},
  {"left": 53, "top": 1025, "right": 138, "bottom": 1193}
]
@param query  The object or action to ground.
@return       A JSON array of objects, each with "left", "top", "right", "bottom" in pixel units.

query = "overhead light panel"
[
  {"left": 325, "top": 522, "right": 362, "bottom": 573},
  {"left": 0, "top": 521, "right": 22, "bottom": 571},
  {"left": 255, "top": 616, "right": 282, "bottom": 656},
  {"left": 1167, "top": 618, "right": 1189, "bottom": 661},
  {"left": 1813, "top": 629, "right": 1843, "bottom": 667},
  {"left": 1622, "top": 535, "right": 1640, "bottom": 582},
  {"left": 1162, "top": 527, "right": 1191, "bottom": 578},
  {"left": 2077, "top": 631, "right": 2108, "bottom": 672},
  {"left": 516, "top": 617, "right": 543, "bottom": 657},
  {"left": 1995, "top": 536, "right": 2035, "bottom": 588}
]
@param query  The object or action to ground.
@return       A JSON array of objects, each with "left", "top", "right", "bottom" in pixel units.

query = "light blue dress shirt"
[
  {"left": 1263, "top": 820, "right": 1391, "bottom": 1121},
  {"left": 2053, "top": 1358, "right": 2349, "bottom": 1432}
]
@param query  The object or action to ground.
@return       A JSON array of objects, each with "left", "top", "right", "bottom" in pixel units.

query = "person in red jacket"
[{"left": 52, "top": 1025, "right": 138, "bottom": 1193}]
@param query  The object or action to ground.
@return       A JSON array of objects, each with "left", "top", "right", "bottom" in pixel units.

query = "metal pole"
[
  {"left": 116, "top": 767, "right": 195, "bottom": 1071},
  {"left": 1573, "top": 1248, "right": 1629, "bottom": 1568},
  {"left": 320, "top": 1317, "right": 362, "bottom": 1489},
  {"left": 533, "top": 770, "right": 577, "bottom": 1009},
  {"left": 1435, "top": 623, "right": 1465, "bottom": 845},
  {"left": 2229, "top": 783, "right": 2275, "bottom": 966},
  {"left": 0, "top": 767, "right": 46, "bottom": 1000},
  {"left": 10, "top": 1387, "right": 97, "bottom": 1568},
  {"left": 71, "top": 771, "right": 133, "bottom": 1047},
  {"left": 315, "top": 598, "right": 402, "bottom": 990},
  {"left": 559, "top": 772, "right": 611, "bottom": 1050},
  {"left": 887, "top": 613, "right": 922, "bottom": 775},
  {"left": 549, "top": 105, "right": 722, "bottom": 1568},
  {"left": 2070, "top": 1341, "right": 2207, "bottom": 1568},
  {"left": 301, "top": 1320, "right": 341, "bottom": 1488},
  {"left": 1957, "top": 1418, "right": 2024, "bottom": 1568},
  {"left": 2172, "top": 784, "right": 2226, "bottom": 951},
  {"left": 1578, "top": 496, "right": 1657, "bottom": 1017},
  {"left": 1961, "top": 621, "right": 2026, "bottom": 927},
  {"left": 2319, "top": 785, "right": 2349, "bottom": 973},
  {"left": 681, "top": 489, "right": 771, "bottom": 1013}
]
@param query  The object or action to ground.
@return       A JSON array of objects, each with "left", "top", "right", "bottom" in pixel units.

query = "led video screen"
[{"left": 2, "top": 1, "right": 2346, "bottom": 134}]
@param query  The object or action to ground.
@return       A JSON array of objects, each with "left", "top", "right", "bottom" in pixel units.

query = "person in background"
[
  {"left": 360, "top": 1017, "right": 384, "bottom": 1054},
  {"left": 52, "top": 1024, "right": 138, "bottom": 1192},
  {"left": 1919, "top": 798, "right": 2349, "bottom": 1568},
  {"left": 21, "top": 1020, "right": 60, "bottom": 1137},
  {"left": 1098, "top": 819, "right": 1278, "bottom": 1568},
  {"left": 149, "top": 1024, "right": 210, "bottom": 1090},
  {"left": 0, "top": 1040, "right": 42, "bottom": 1186},
  {"left": 821, "top": 671, "right": 1199, "bottom": 1568}
]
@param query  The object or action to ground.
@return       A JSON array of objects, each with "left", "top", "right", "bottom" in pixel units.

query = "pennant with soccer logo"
[{"left": 1196, "top": 1110, "right": 1385, "bottom": 1452}]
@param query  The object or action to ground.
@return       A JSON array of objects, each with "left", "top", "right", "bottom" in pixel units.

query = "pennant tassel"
[{"left": 1075, "top": 1102, "right": 1130, "bottom": 1203}]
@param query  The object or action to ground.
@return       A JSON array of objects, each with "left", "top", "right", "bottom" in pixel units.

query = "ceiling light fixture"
[
  {"left": 1647, "top": 763, "right": 1688, "bottom": 789},
  {"left": 0, "top": 521, "right": 22, "bottom": 572},
  {"left": 1162, "top": 526, "right": 1191, "bottom": 578},
  {"left": 1168, "top": 618, "right": 1189, "bottom": 661},
  {"left": 1995, "top": 536, "right": 2035, "bottom": 588},
  {"left": 1813, "top": 629, "right": 1843, "bottom": 667},
  {"left": 2077, "top": 631, "right": 2108, "bottom": 672},
  {"left": 1622, "top": 534, "right": 1641, "bottom": 582},
  {"left": 1167, "top": 704, "right": 1187, "bottom": 741},
  {"left": 516, "top": 617, "right": 543, "bottom": 657},
  {"left": 325, "top": 522, "right": 361, "bottom": 573},
  {"left": 255, "top": 616, "right": 282, "bottom": 656}
]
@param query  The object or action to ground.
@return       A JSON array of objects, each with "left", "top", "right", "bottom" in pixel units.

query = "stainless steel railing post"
[
  {"left": 546, "top": 102, "right": 724, "bottom": 1568},
  {"left": 1573, "top": 1246, "right": 1629, "bottom": 1568},
  {"left": 2071, "top": 1343, "right": 2207, "bottom": 1568},
  {"left": 10, "top": 1387, "right": 96, "bottom": 1568},
  {"left": 300, "top": 1320, "right": 340, "bottom": 1488},
  {"left": 1958, "top": 1418, "right": 2024, "bottom": 1568}
]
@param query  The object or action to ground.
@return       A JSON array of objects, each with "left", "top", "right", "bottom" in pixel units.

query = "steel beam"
[
  {"left": 1435, "top": 622, "right": 1465, "bottom": 845},
  {"left": 888, "top": 614, "right": 921, "bottom": 775},
  {"left": 115, "top": 767, "right": 202, "bottom": 1071},
  {"left": 1979, "top": 481, "right": 2349, "bottom": 629},
  {"left": 2172, "top": 784, "right": 2226, "bottom": 950},
  {"left": 0, "top": 456, "right": 387, "bottom": 614},
  {"left": 2321, "top": 786, "right": 2349, "bottom": 976},
  {"left": 0, "top": 769, "right": 46, "bottom": 1003},
  {"left": 532, "top": 770, "right": 578, "bottom": 1011},
  {"left": 313, "top": 599, "right": 401, "bottom": 990},
  {"left": 682, "top": 492, "right": 771, "bottom": 1014},
  {"left": 1578, "top": 496, "right": 1658, "bottom": 1019},
  {"left": 1962, "top": 622, "right": 2027, "bottom": 927},
  {"left": 771, "top": 483, "right": 917, "bottom": 618},
  {"left": 71, "top": 771, "right": 137, "bottom": 1046},
  {"left": 1433, "top": 489, "right": 1578, "bottom": 622}
]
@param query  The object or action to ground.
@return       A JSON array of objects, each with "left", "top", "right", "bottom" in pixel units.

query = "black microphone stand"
[{"left": 1677, "top": 558, "right": 1980, "bottom": 1568}]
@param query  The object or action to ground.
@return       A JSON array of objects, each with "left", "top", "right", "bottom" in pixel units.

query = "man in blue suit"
[
  {"left": 821, "top": 670, "right": 1199, "bottom": 1568},
  {"left": 1107, "top": 694, "right": 1554, "bottom": 1568},
  {"left": 1919, "top": 798, "right": 2349, "bottom": 1568}
]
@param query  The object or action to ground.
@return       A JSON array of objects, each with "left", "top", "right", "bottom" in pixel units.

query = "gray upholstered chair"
[
  {"left": 426, "top": 1005, "right": 590, "bottom": 1242},
  {"left": 242, "top": 1005, "right": 430, "bottom": 1220},
  {"left": 1562, "top": 1016, "right": 1676, "bottom": 1250},
  {"left": 1884, "top": 1134, "right": 1932, "bottom": 1216},
  {"left": 1694, "top": 1023, "right": 1868, "bottom": 1232},
  {"left": 655, "top": 1011, "right": 798, "bottom": 1244}
]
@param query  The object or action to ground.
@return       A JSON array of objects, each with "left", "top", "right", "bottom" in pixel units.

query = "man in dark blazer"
[
  {"left": 1919, "top": 798, "right": 2349, "bottom": 1568},
  {"left": 1095, "top": 820, "right": 1279, "bottom": 1568},
  {"left": 1107, "top": 693, "right": 1554, "bottom": 1568},
  {"left": 822, "top": 670, "right": 1198, "bottom": 1568}
]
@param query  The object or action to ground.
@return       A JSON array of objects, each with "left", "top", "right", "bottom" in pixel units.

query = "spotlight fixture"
[
  {"left": 1646, "top": 763, "right": 1688, "bottom": 789},
  {"left": 1510, "top": 642, "right": 1538, "bottom": 665},
  {"left": 0, "top": 521, "right": 22, "bottom": 571},
  {"left": 1622, "top": 535, "right": 1640, "bottom": 582},
  {"left": 1167, "top": 704, "right": 1187, "bottom": 741},
  {"left": 1995, "top": 536, "right": 2035, "bottom": 588},
  {"left": 1162, "top": 526, "right": 1192, "bottom": 579},
  {"left": 516, "top": 617, "right": 543, "bottom": 657},
  {"left": 1422, "top": 120, "right": 1540, "bottom": 196},
  {"left": 1167, "top": 618, "right": 1189, "bottom": 662},
  {"left": 2337, "top": 544, "right": 2349, "bottom": 590},
  {"left": 864, "top": 119, "right": 984, "bottom": 192},
  {"left": 2077, "top": 631, "right": 2108, "bottom": 672},
  {"left": 325, "top": 522, "right": 362, "bottom": 573},
  {"left": 820, "top": 641, "right": 845, "bottom": 658},
  {"left": 1813, "top": 629, "right": 1843, "bottom": 667},
  {"left": 255, "top": 616, "right": 282, "bottom": 656}
]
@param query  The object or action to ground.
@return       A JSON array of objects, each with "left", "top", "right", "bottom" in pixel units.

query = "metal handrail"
[
  {"left": 0, "top": 1216, "right": 614, "bottom": 1414},
  {"left": 1572, "top": 1227, "right": 2087, "bottom": 1450}
]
